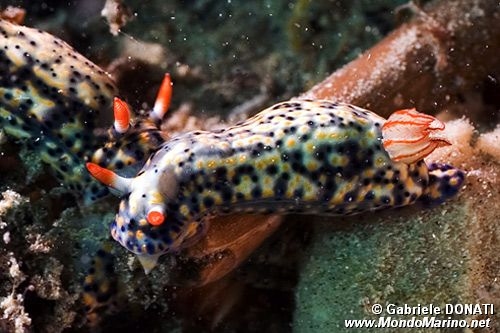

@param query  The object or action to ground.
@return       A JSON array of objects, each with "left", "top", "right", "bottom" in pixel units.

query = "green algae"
[
  {"left": 18, "top": 147, "right": 44, "bottom": 184},
  {"left": 294, "top": 200, "right": 477, "bottom": 332}
]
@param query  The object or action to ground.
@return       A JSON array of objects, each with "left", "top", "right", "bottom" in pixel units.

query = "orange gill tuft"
[{"left": 382, "top": 109, "right": 451, "bottom": 164}]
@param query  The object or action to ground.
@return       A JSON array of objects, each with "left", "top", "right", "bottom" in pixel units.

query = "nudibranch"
[
  {"left": 88, "top": 95, "right": 464, "bottom": 272},
  {"left": 0, "top": 19, "right": 169, "bottom": 202}
]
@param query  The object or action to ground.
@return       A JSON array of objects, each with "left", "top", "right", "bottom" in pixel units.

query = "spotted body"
[
  {"left": 0, "top": 20, "right": 168, "bottom": 202},
  {"left": 102, "top": 100, "right": 464, "bottom": 270},
  {"left": 0, "top": 20, "right": 173, "bottom": 320}
]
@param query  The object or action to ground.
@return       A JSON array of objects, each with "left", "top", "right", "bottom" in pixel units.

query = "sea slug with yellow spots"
[
  {"left": 88, "top": 94, "right": 465, "bottom": 272},
  {"left": 0, "top": 19, "right": 169, "bottom": 203}
]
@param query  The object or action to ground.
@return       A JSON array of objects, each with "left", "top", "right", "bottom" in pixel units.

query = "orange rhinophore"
[
  {"left": 147, "top": 210, "right": 165, "bottom": 226},
  {"left": 382, "top": 109, "right": 451, "bottom": 164},
  {"left": 113, "top": 97, "right": 130, "bottom": 134},
  {"left": 86, "top": 162, "right": 131, "bottom": 193},
  {"left": 151, "top": 73, "right": 172, "bottom": 120}
]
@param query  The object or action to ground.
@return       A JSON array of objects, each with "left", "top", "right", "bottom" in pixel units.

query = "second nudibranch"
[{"left": 88, "top": 95, "right": 464, "bottom": 272}]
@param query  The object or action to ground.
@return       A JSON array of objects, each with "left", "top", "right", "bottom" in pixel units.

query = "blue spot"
[
  {"left": 364, "top": 191, "right": 375, "bottom": 200},
  {"left": 146, "top": 242, "right": 155, "bottom": 255}
]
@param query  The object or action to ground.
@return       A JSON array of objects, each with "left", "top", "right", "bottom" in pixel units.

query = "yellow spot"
[
  {"left": 303, "top": 183, "right": 315, "bottom": 200},
  {"left": 116, "top": 216, "right": 124, "bottom": 228},
  {"left": 307, "top": 161, "right": 318, "bottom": 171},
  {"left": 287, "top": 138, "right": 296, "bottom": 148},
  {"left": 332, "top": 182, "right": 355, "bottom": 204},
  {"left": 339, "top": 156, "right": 349, "bottom": 166},
  {"left": 263, "top": 137, "right": 273, "bottom": 145},
  {"left": 306, "top": 142, "right": 315, "bottom": 153},
  {"left": 82, "top": 293, "right": 95, "bottom": 307},
  {"left": 299, "top": 125, "right": 309, "bottom": 133},
  {"left": 180, "top": 204, "right": 190, "bottom": 216},
  {"left": 224, "top": 157, "right": 236, "bottom": 166},
  {"left": 450, "top": 178, "right": 458, "bottom": 186},
  {"left": 150, "top": 192, "right": 164, "bottom": 205},
  {"left": 99, "top": 280, "right": 110, "bottom": 294},
  {"left": 315, "top": 131, "right": 327, "bottom": 140},
  {"left": 263, "top": 188, "right": 274, "bottom": 197},
  {"left": 239, "top": 155, "right": 247, "bottom": 163},
  {"left": 330, "top": 155, "right": 340, "bottom": 165},
  {"left": 196, "top": 160, "right": 204, "bottom": 169},
  {"left": 139, "top": 219, "right": 148, "bottom": 226},
  {"left": 375, "top": 156, "right": 385, "bottom": 168},
  {"left": 207, "top": 160, "right": 216, "bottom": 168},
  {"left": 364, "top": 169, "right": 374, "bottom": 177},
  {"left": 405, "top": 178, "right": 415, "bottom": 190},
  {"left": 136, "top": 230, "right": 144, "bottom": 240},
  {"left": 329, "top": 132, "right": 339, "bottom": 139},
  {"left": 84, "top": 275, "right": 94, "bottom": 285}
]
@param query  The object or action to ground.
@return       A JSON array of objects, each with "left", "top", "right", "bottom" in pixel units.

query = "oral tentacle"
[{"left": 86, "top": 162, "right": 132, "bottom": 193}]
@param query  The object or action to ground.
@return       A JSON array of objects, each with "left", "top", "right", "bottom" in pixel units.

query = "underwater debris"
[
  {"left": 121, "top": 38, "right": 166, "bottom": 66},
  {"left": 0, "top": 292, "right": 31, "bottom": 333},
  {"left": 101, "top": 0, "right": 132, "bottom": 36},
  {"left": 477, "top": 126, "right": 500, "bottom": 161},
  {"left": 0, "top": 6, "right": 25, "bottom": 25},
  {"left": 0, "top": 190, "right": 26, "bottom": 219},
  {"left": 0, "top": 254, "right": 30, "bottom": 333}
]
